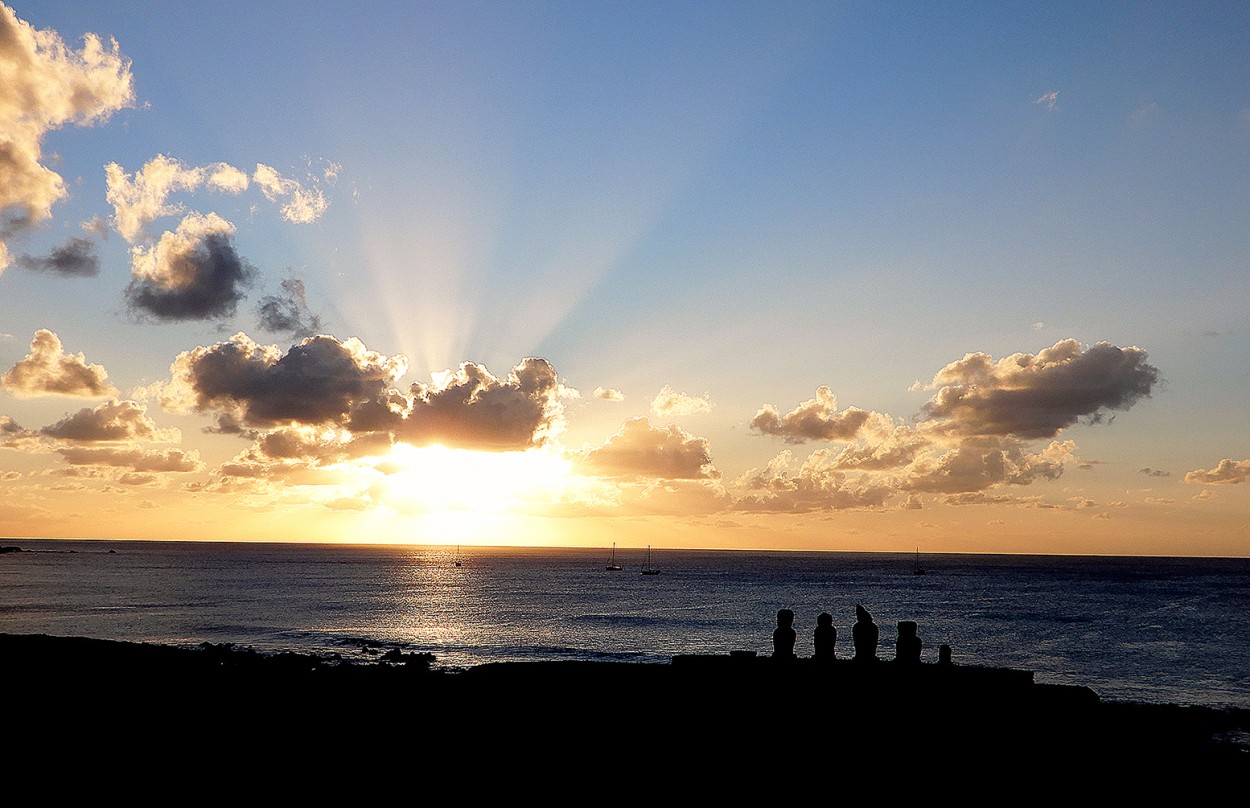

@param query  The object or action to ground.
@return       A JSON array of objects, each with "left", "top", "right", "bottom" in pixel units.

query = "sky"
[{"left": 1, "top": 1, "right": 1248, "bottom": 556}]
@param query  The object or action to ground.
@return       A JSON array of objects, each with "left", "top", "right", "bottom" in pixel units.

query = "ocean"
[{"left": 2, "top": 539, "right": 1247, "bottom": 710}]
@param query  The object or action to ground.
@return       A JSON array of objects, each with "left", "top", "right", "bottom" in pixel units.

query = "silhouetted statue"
[
  {"left": 813, "top": 612, "right": 836, "bottom": 661},
  {"left": 895, "top": 620, "right": 921, "bottom": 664},
  {"left": 772, "top": 609, "right": 796, "bottom": 659},
  {"left": 938, "top": 644, "right": 952, "bottom": 665},
  {"left": 852, "top": 604, "right": 878, "bottom": 662}
]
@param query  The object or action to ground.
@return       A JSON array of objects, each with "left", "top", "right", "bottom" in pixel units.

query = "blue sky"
[{"left": 2, "top": 2, "right": 1248, "bottom": 555}]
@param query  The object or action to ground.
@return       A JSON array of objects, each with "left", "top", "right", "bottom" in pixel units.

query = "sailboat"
[
  {"left": 605, "top": 543, "right": 622, "bottom": 571},
  {"left": 641, "top": 545, "right": 660, "bottom": 575},
  {"left": 454, "top": 545, "right": 462, "bottom": 568},
  {"left": 912, "top": 547, "right": 925, "bottom": 576}
]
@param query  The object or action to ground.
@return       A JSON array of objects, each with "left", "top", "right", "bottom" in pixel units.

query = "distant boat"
[
  {"left": 605, "top": 542, "right": 622, "bottom": 571},
  {"left": 913, "top": 547, "right": 925, "bottom": 576},
  {"left": 641, "top": 545, "right": 660, "bottom": 575},
  {"left": 454, "top": 545, "right": 462, "bottom": 568}
]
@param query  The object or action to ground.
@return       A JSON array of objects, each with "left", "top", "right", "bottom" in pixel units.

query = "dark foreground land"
[{"left": 4, "top": 633, "right": 1247, "bottom": 786}]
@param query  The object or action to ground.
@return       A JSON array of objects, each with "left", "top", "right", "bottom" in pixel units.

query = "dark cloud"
[
  {"left": 399, "top": 358, "right": 563, "bottom": 451},
  {"left": 1139, "top": 467, "right": 1171, "bottom": 478},
  {"left": 577, "top": 417, "right": 717, "bottom": 480},
  {"left": 919, "top": 340, "right": 1159, "bottom": 439},
  {"left": 40, "top": 399, "right": 173, "bottom": 443},
  {"left": 125, "top": 213, "right": 254, "bottom": 321},
  {"left": 57, "top": 446, "right": 203, "bottom": 472},
  {"left": 256, "top": 277, "right": 324, "bottom": 338},
  {"left": 16, "top": 236, "right": 99, "bottom": 276},
  {"left": 164, "top": 333, "right": 407, "bottom": 431},
  {"left": 750, "top": 386, "right": 887, "bottom": 443},
  {"left": 2, "top": 329, "right": 117, "bottom": 398},
  {"left": 1184, "top": 459, "right": 1250, "bottom": 485}
]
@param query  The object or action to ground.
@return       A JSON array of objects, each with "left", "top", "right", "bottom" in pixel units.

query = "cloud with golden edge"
[
  {"left": 650, "top": 385, "right": 712, "bottom": 416},
  {"left": 252, "top": 163, "right": 328, "bottom": 224},
  {"left": 918, "top": 340, "right": 1158, "bottom": 439},
  {"left": 593, "top": 386, "right": 625, "bottom": 402},
  {"left": 577, "top": 416, "right": 717, "bottom": 480},
  {"left": 2, "top": 329, "right": 117, "bottom": 398},
  {"left": 105, "top": 154, "right": 250, "bottom": 243},
  {"left": 750, "top": 385, "right": 890, "bottom": 443},
  {"left": 126, "top": 212, "right": 255, "bottom": 321},
  {"left": 1185, "top": 459, "right": 1250, "bottom": 485},
  {"left": 0, "top": 3, "right": 133, "bottom": 273},
  {"left": 40, "top": 399, "right": 179, "bottom": 443}
]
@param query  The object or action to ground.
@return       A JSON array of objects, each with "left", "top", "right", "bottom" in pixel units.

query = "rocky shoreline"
[{"left": 4, "top": 632, "right": 1247, "bottom": 780}]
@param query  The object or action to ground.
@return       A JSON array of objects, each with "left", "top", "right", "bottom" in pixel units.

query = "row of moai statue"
[{"left": 773, "top": 604, "right": 952, "bottom": 664}]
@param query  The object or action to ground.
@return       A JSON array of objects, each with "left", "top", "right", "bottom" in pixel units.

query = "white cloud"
[
  {"left": 650, "top": 385, "right": 713, "bottom": 417},
  {"left": 253, "top": 163, "right": 328, "bottom": 224},
  {"left": 1, "top": 329, "right": 117, "bottom": 398},
  {"left": 0, "top": 4, "right": 133, "bottom": 272}
]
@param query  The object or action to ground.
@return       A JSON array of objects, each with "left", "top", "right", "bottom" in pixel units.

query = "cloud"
[
  {"left": 577, "top": 416, "right": 717, "bottom": 480},
  {"left": 750, "top": 386, "right": 890, "bottom": 443},
  {"left": 901, "top": 438, "right": 1075, "bottom": 494},
  {"left": 593, "top": 386, "right": 625, "bottom": 402},
  {"left": 57, "top": 446, "right": 203, "bottom": 472},
  {"left": 1139, "top": 467, "right": 1171, "bottom": 478},
  {"left": 650, "top": 385, "right": 713, "bottom": 417},
  {"left": 2, "top": 329, "right": 117, "bottom": 398},
  {"left": 734, "top": 449, "right": 892, "bottom": 512},
  {"left": 105, "top": 155, "right": 250, "bottom": 243},
  {"left": 15, "top": 236, "right": 99, "bottom": 276},
  {"left": 1184, "top": 459, "right": 1250, "bottom": 485},
  {"left": 125, "top": 212, "right": 255, "bottom": 321},
  {"left": 919, "top": 340, "right": 1159, "bottom": 439},
  {"left": 400, "top": 358, "right": 564, "bottom": 451},
  {"left": 163, "top": 332, "right": 408, "bottom": 432},
  {"left": 1035, "top": 90, "right": 1059, "bottom": 112},
  {"left": 256, "top": 277, "right": 324, "bottom": 338},
  {"left": 40, "top": 399, "right": 178, "bottom": 443},
  {"left": 253, "top": 163, "right": 328, "bottom": 224},
  {"left": 0, "top": 4, "right": 133, "bottom": 273}
]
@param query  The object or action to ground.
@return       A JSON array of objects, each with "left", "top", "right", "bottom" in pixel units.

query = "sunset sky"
[{"left": 2, "top": 2, "right": 1248, "bottom": 556}]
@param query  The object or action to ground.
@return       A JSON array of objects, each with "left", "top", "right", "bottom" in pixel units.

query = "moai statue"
[
  {"left": 772, "top": 608, "right": 796, "bottom": 660},
  {"left": 852, "top": 604, "right": 879, "bottom": 662},
  {"left": 895, "top": 620, "right": 921, "bottom": 664},
  {"left": 813, "top": 612, "right": 836, "bottom": 661}
]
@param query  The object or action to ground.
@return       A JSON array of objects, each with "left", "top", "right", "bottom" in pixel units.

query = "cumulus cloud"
[
  {"left": 253, "top": 163, "right": 328, "bottom": 224},
  {"left": 901, "top": 438, "right": 1075, "bottom": 494},
  {"left": 401, "top": 358, "right": 564, "bottom": 451},
  {"left": 57, "top": 446, "right": 203, "bottom": 472},
  {"left": 651, "top": 385, "right": 713, "bottom": 417},
  {"left": 577, "top": 417, "right": 716, "bottom": 480},
  {"left": 593, "top": 386, "right": 625, "bottom": 402},
  {"left": 2, "top": 329, "right": 117, "bottom": 398},
  {"left": 15, "top": 236, "right": 99, "bottom": 276},
  {"left": 919, "top": 340, "right": 1159, "bottom": 439},
  {"left": 125, "top": 212, "right": 255, "bottom": 321},
  {"left": 256, "top": 277, "right": 324, "bottom": 338},
  {"left": 163, "top": 332, "right": 408, "bottom": 432},
  {"left": 1185, "top": 459, "right": 1250, "bottom": 485},
  {"left": 750, "top": 386, "right": 890, "bottom": 443},
  {"left": 0, "top": 4, "right": 133, "bottom": 273},
  {"left": 105, "top": 155, "right": 250, "bottom": 242},
  {"left": 40, "top": 399, "right": 177, "bottom": 443},
  {"left": 734, "top": 449, "right": 892, "bottom": 512}
]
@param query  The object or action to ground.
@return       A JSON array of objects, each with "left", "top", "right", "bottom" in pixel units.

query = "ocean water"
[{"left": 2, "top": 539, "right": 1247, "bottom": 709}]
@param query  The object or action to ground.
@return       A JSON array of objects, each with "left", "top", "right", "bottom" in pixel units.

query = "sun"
[{"left": 378, "top": 443, "right": 575, "bottom": 521}]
